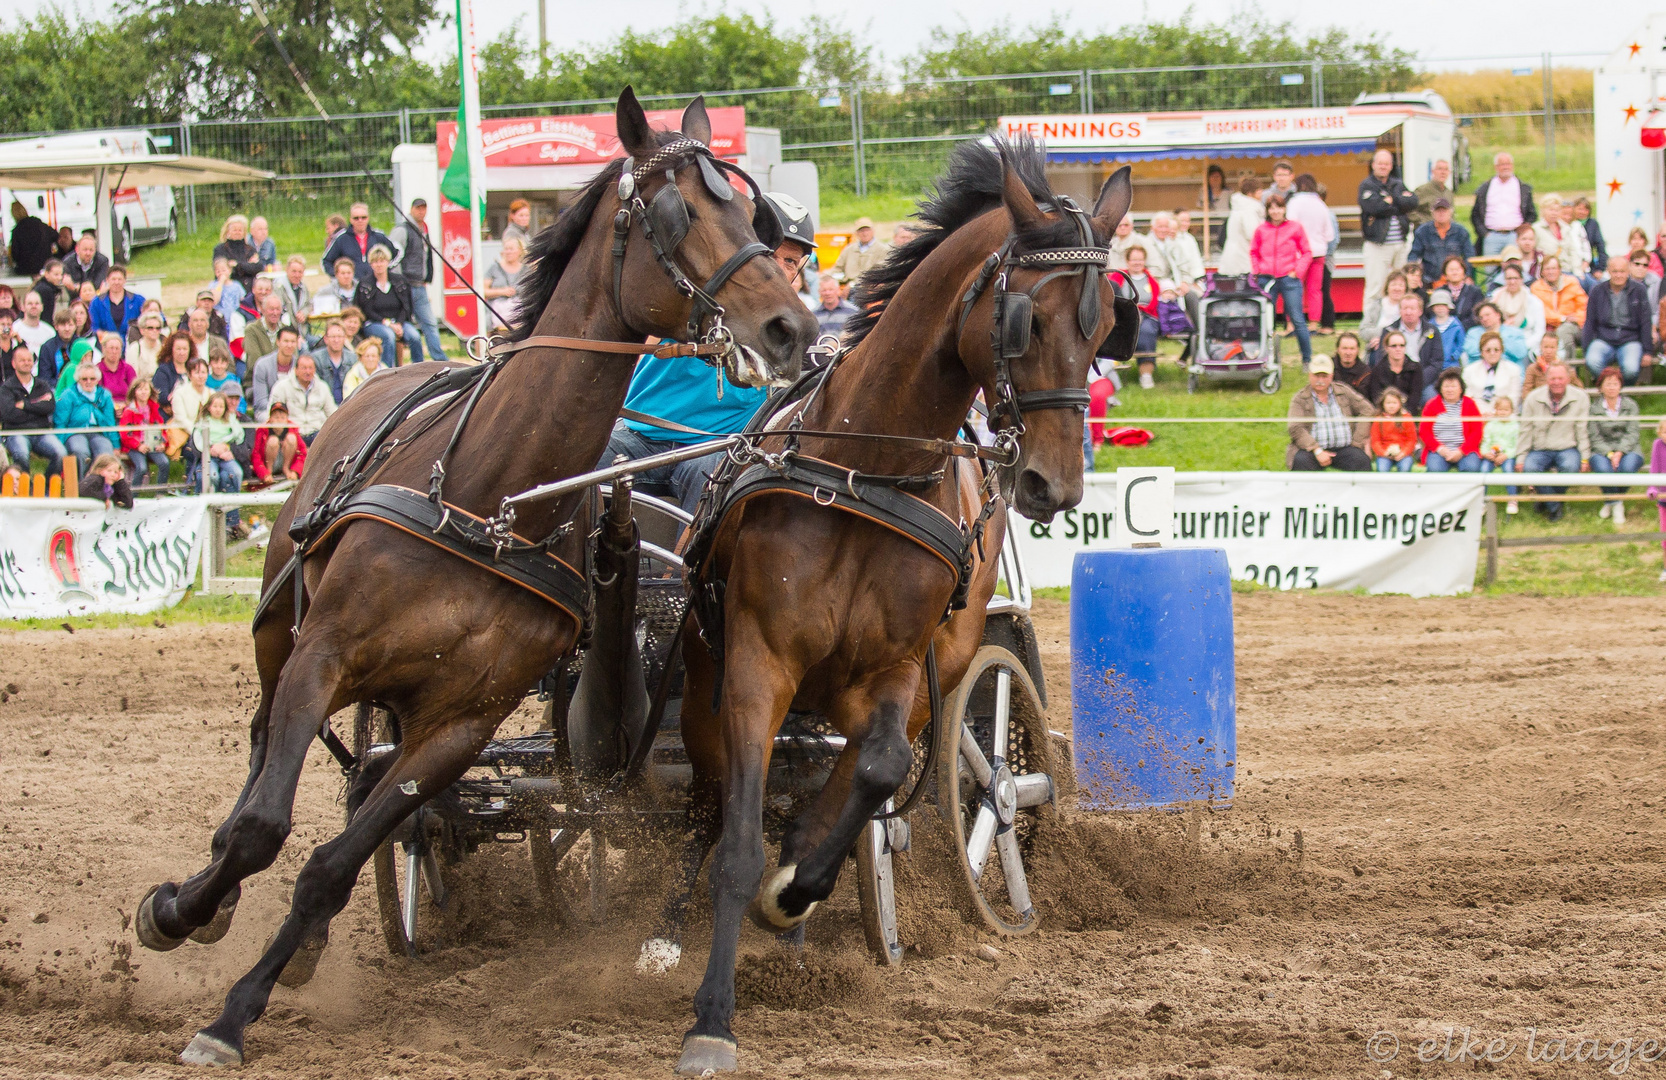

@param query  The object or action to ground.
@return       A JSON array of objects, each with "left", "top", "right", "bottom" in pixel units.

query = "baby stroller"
[{"left": 1186, "top": 274, "right": 1282, "bottom": 395}]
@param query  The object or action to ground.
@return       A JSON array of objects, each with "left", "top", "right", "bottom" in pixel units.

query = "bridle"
[{"left": 956, "top": 195, "right": 1115, "bottom": 432}]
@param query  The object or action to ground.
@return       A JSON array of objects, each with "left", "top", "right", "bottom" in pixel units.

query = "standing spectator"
[
  {"left": 1318, "top": 182, "right": 1340, "bottom": 331},
  {"left": 320, "top": 203, "right": 394, "bottom": 283},
  {"left": 1461, "top": 331, "right": 1524, "bottom": 412},
  {"left": 242, "top": 293, "right": 287, "bottom": 370},
  {"left": 1409, "top": 198, "right": 1472, "bottom": 283},
  {"left": 54, "top": 362, "right": 118, "bottom": 478},
  {"left": 1587, "top": 366, "right": 1643, "bottom": 525},
  {"left": 1217, "top": 177, "right": 1264, "bottom": 277},
  {"left": 310, "top": 320, "right": 353, "bottom": 403},
  {"left": 1367, "top": 330, "right": 1423, "bottom": 413},
  {"left": 354, "top": 245, "right": 423, "bottom": 363},
  {"left": 1260, "top": 160, "right": 1296, "bottom": 205},
  {"left": 341, "top": 337, "right": 384, "bottom": 398},
  {"left": 51, "top": 225, "right": 75, "bottom": 262},
  {"left": 1377, "top": 293, "right": 1444, "bottom": 378},
  {"left": 1, "top": 343, "right": 65, "bottom": 476},
  {"left": 813, "top": 274, "right": 859, "bottom": 339},
  {"left": 319, "top": 212, "right": 348, "bottom": 275},
  {"left": 1649, "top": 418, "right": 1666, "bottom": 581},
  {"left": 250, "top": 326, "right": 301, "bottom": 421},
  {"left": 1479, "top": 395, "right": 1520, "bottom": 512},
  {"left": 248, "top": 216, "right": 276, "bottom": 269},
  {"left": 1250, "top": 194, "right": 1314, "bottom": 368},
  {"left": 62, "top": 232, "right": 109, "bottom": 290},
  {"left": 1410, "top": 159, "right": 1453, "bottom": 229},
  {"left": 1531, "top": 256, "right": 1587, "bottom": 358},
  {"left": 311, "top": 257, "right": 358, "bottom": 317},
  {"left": 501, "top": 198, "right": 533, "bottom": 247},
  {"left": 1116, "top": 247, "right": 1162, "bottom": 388},
  {"left": 1572, "top": 197, "right": 1607, "bottom": 277},
  {"left": 1462, "top": 303, "right": 1528, "bottom": 366},
  {"left": 1436, "top": 255, "right": 1485, "bottom": 329},
  {"left": 1419, "top": 368, "right": 1483, "bottom": 472},
  {"left": 1332, "top": 331, "right": 1374, "bottom": 398},
  {"left": 1369, "top": 384, "right": 1419, "bottom": 472},
  {"left": 88, "top": 265, "right": 144, "bottom": 337},
  {"left": 93, "top": 331, "right": 135, "bottom": 403},
  {"left": 1427, "top": 289, "right": 1465, "bottom": 365},
  {"left": 270, "top": 353, "right": 336, "bottom": 443},
  {"left": 252, "top": 399, "right": 305, "bottom": 482},
  {"left": 1490, "top": 264, "right": 1545, "bottom": 354},
  {"left": 1357, "top": 149, "right": 1419, "bottom": 334},
  {"left": 1285, "top": 175, "right": 1332, "bottom": 333},
  {"left": 1286, "top": 355, "right": 1372, "bottom": 471},
  {"left": 1515, "top": 362, "right": 1588, "bottom": 520},
  {"left": 483, "top": 237, "right": 525, "bottom": 332},
  {"left": 209, "top": 258, "right": 245, "bottom": 328},
  {"left": 120, "top": 379, "right": 169, "bottom": 486},
  {"left": 8, "top": 200, "right": 56, "bottom": 276},
  {"left": 213, "top": 214, "right": 264, "bottom": 293},
  {"left": 14, "top": 290, "right": 53, "bottom": 355},
  {"left": 1583, "top": 255, "right": 1652, "bottom": 385},
  {"left": 125, "top": 312, "right": 164, "bottom": 385},
  {"left": 390, "top": 198, "right": 445, "bottom": 362},
  {"left": 1203, "top": 165, "right": 1230, "bottom": 249},
  {"left": 31, "top": 259, "right": 70, "bottom": 322},
  {"left": 831, "top": 217, "right": 889, "bottom": 286},
  {"left": 276, "top": 255, "right": 312, "bottom": 326},
  {"left": 1470, "top": 152, "right": 1536, "bottom": 257}
]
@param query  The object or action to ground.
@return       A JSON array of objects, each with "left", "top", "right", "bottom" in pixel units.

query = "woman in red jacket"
[
  {"left": 1249, "top": 193, "right": 1314, "bottom": 368},
  {"left": 1419, "top": 367, "right": 1484, "bottom": 471},
  {"left": 1109, "top": 244, "right": 1162, "bottom": 388}
]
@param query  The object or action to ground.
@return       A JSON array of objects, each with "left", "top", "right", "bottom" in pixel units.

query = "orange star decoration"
[
  {"left": 1630, "top": 42, "right": 1643, "bottom": 58},
  {"left": 1607, "top": 178, "right": 1624, "bottom": 199},
  {"left": 1624, "top": 104, "right": 1639, "bottom": 123}
]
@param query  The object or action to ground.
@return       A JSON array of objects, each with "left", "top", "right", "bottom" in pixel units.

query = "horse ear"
[
  {"left": 1000, "top": 154, "right": 1045, "bottom": 232},
  {"left": 615, "top": 86, "right": 654, "bottom": 159},
  {"left": 1091, "top": 166, "right": 1133, "bottom": 238},
  {"left": 680, "top": 96, "right": 713, "bottom": 147}
]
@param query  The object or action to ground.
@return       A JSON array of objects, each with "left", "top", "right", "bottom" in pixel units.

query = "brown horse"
[
  {"left": 668, "top": 140, "right": 1132, "bottom": 1074},
  {"left": 136, "top": 90, "right": 818, "bottom": 1067}
]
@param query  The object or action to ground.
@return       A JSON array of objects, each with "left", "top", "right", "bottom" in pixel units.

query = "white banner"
[
  {"left": 0, "top": 497, "right": 208, "bottom": 618},
  {"left": 1018, "top": 474, "right": 1483, "bottom": 597}
]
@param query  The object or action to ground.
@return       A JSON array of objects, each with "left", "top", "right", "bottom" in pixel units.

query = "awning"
[
  {"left": 0, "top": 152, "right": 274, "bottom": 189},
  {"left": 1048, "top": 139, "right": 1381, "bottom": 164}
]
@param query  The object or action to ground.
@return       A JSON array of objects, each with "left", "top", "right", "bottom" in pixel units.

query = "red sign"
[{"left": 437, "top": 106, "right": 747, "bottom": 169}]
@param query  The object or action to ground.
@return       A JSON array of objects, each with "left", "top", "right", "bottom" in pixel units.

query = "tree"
[{"left": 0, "top": 12, "right": 150, "bottom": 132}]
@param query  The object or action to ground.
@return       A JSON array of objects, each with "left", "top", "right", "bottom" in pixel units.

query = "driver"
[{"left": 596, "top": 192, "right": 818, "bottom": 514}]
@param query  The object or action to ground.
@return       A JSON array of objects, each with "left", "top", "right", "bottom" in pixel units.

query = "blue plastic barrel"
[{"left": 1070, "top": 548, "right": 1236, "bottom": 810}]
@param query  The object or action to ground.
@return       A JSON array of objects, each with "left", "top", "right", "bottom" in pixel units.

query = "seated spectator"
[
  {"left": 502, "top": 198, "right": 533, "bottom": 247},
  {"left": 1368, "top": 330, "right": 1423, "bottom": 411},
  {"left": 196, "top": 391, "right": 246, "bottom": 531},
  {"left": 120, "top": 379, "right": 169, "bottom": 486},
  {"left": 34, "top": 309, "right": 78, "bottom": 386},
  {"left": 213, "top": 214, "right": 264, "bottom": 292},
  {"left": 341, "top": 337, "right": 384, "bottom": 398},
  {"left": 54, "top": 362, "right": 118, "bottom": 479},
  {"left": 1251, "top": 194, "right": 1314, "bottom": 369},
  {"left": 249, "top": 216, "right": 276, "bottom": 269},
  {"left": 15, "top": 290, "right": 53, "bottom": 355},
  {"left": 1532, "top": 194, "right": 1578, "bottom": 271},
  {"left": 53, "top": 320, "right": 100, "bottom": 396},
  {"left": 210, "top": 257, "right": 245, "bottom": 329},
  {"left": 1583, "top": 255, "right": 1652, "bottom": 385},
  {"left": 321, "top": 203, "right": 393, "bottom": 282},
  {"left": 1492, "top": 229, "right": 1542, "bottom": 286},
  {"left": 89, "top": 265, "right": 144, "bottom": 337},
  {"left": 1287, "top": 355, "right": 1372, "bottom": 471},
  {"left": 52, "top": 225, "right": 75, "bottom": 262},
  {"left": 237, "top": 275, "right": 274, "bottom": 328},
  {"left": 1587, "top": 366, "right": 1643, "bottom": 525},
  {"left": 93, "top": 331, "right": 136, "bottom": 403},
  {"left": 310, "top": 320, "right": 353, "bottom": 403},
  {"left": 1531, "top": 256, "right": 1586, "bottom": 358},
  {"left": 250, "top": 325, "right": 302, "bottom": 421},
  {"left": 1332, "top": 331, "right": 1374, "bottom": 397},
  {"left": 1369, "top": 384, "right": 1418, "bottom": 472},
  {"left": 1366, "top": 270, "right": 1408, "bottom": 348},
  {"left": 1521, "top": 332, "right": 1579, "bottom": 397},
  {"left": 1419, "top": 368, "right": 1483, "bottom": 472},
  {"left": 205, "top": 352, "right": 245, "bottom": 415},
  {"left": 1462, "top": 303, "right": 1528, "bottom": 365},
  {"left": 1216, "top": 177, "right": 1265, "bottom": 277},
  {"left": 1479, "top": 395, "right": 1520, "bottom": 511},
  {"left": 354, "top": 245, "right": 423, "bottom": 363},
  {"left": 1401, "top": 261, "right": 1428, "bottom": 302},
  {"left": 252, "top": 399, "right": 305, "bottom": 482},
  {"left": 1375, "top": 293, "right": 1443, "bottom": 377},
  {"left": 269, "top": 353, "right": 336, "bottom": 443},
  {"left": 84, "top": 452, "right": 134, "bottom": 509},
  {"left": 277, "top": 254, "right": 311, "bottom": 326},
  {"left": 127, "top": 297, "right": 167, "bottom": 342},
  {"left": 151, "top": 331, "right": 194, "bottom": 428},
  {"left": 1409, "top": 197, "right": 1471, "bottom": 282},
  {"left": 1490, "top": 264, "right": 1545, "bottom": 354},
  {"left": 0, "top": 343, "right": 65, "bottom": 477},
  {"left": 1650, "top": 419, "right": 1666, "bottom": 582},
  {"left": 813, "top": 273, "right": 859, "bottom": 339},
  {"left": 482, "top": 237, "right": 524, "bottom": 332},
  {"left": 242, "top": 293, "right": 287, "bottom": 369},
  {"left": 1147, "top": 210, "right": 1205, "bottom": 324},
  {"left": 167, "top": 356, "right": 211, "bottom": 471},
  {"left": 1515, "top": 361, "right": 1589, "bottom": 520},
  {"left": 1427, "top": 288, "right": 1465, "bottom": 364},
  {"left": 1116, "top": 245, "right": 1163, "bottom": 388},
  {"left": 31, "top": 258, "right": 70, "bottom": 323},
  {"left": 126, "top": 311, "right": 164, "bottom": 383},
  {"left": 1104, "top": 215, "right": 1138, "bottom": 270},
  {"left": 184, "top": 309, "right": 234, "bottom": 370},
  {"left": 337, "top": 306, "right": 368, "bottom": 350},
  {"left": 311, "top": 257, "right": 358, "bottom": 318},
  {"left": 74, "top": 279, "right": 97, "bottom": 309},
  {"left": 1461, "top": 331, "right": 1524, "bottom": 412},
  {"left": 1628, "top": 249, "right": 1663, "bottom": 343},
  {"left": 62, "top": 231, "right": 109, "bottom": 291}
]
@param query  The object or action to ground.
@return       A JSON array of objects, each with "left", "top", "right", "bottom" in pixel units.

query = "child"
[
  {"left": 120, "top": 380, "right": 170, "bottom": 486},
  {"left": 1479, "top": 396, "right": 1520, "bottom": 513},
  {"left": 1368, "top": 271, "right": 1409, "bottom": 348},
  {"left": 196, "top": 392, "right": 246, "bottom": 536},
  {"left": 85, "top": 452, "right": 134, "bottom": 509},
  {"left": 1369, "top": 386, "right": 1419, "bottom": 472},
  {"left": 211, "top": 257, "right": 245, "bottom": 325},
  {"left": 206, "top": 351, "right": 245, "bottom": 415},
  {"left": 1650, "top": 417, "right": 1666, "bottom": 583},
  {"left": 252, "top": 399, "right": 306, "bottom": 483}
]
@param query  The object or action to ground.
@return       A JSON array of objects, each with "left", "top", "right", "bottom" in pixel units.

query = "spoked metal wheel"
[
  {"left": 373, "top": 821, "right": 449, "bottom": 957},
  {"left": 855, "top": 804, "right": 906, "bottom": 965},
  {"left": 940, "top": 645, "right": 1057, "bottom": 937}
]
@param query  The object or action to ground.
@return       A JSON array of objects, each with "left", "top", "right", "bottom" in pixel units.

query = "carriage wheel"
[
  {"left": 528, "top": 825, "right": 621, "bottom": 927},
  {"left": 855, "top": 808, "right": 905, "bottom": 966},
  {"left": 939, "top": 645, "right": 1057, "bottom": 937},
  {"left": 372, "top": 826, "right": 450, "bottom": 958}
]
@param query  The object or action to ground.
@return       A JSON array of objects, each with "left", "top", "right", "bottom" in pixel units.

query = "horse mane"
[
  {"left": 509, "top": 128, "right": 685, "bottom": 341},
  {"left": 842, "top": 135, "right": 1082, "bottom": 350}
]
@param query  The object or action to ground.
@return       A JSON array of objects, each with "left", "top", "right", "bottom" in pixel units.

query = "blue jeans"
[
  {"left": 64, "top": 433, "right": 114, "bottom": 478},
  {"left": 208, "top": 456, "right": 243, "bottom": 529},
  {"left": 1375, "top": 455, "right": 1414, "bottom": 472},
  {"left": 1259, "top": 274, "right": 1311, "bottom": 364},
  {"left": 363, "top": 322, "right": 424, "bottom": 365},
  {"left": 1135, "top": 314, "right": 1159, "bottom": 356},
  {"left": 1585, "top": 340, "right": 1643, "bottom": 385},
  {"left": 1481, "top": 230, "right": 1517, "bottom": 256},
  {"left": 597, "top": 421, "right": 726, "bottom": 515},
  {"left": 1425, "top": 451, "right": 1482, "bottom": 472},
  {"left": 1590, "top": 450, "right": 1644, "bottom": 495},
  {"left": 127, "top": 449, "right": 171, "bottom": 486},
  {"left": 1522, "top": 447, "right": 1582, "bottom": 512},
  {"left": 1480, "top": 456, "right": 1517, "bottom": 495},
  {"left": 408, "top": 285, "right": 447, "bottom": 361},
  {"left": 4, "top": 432, "right": 66, "bottom": 477}
]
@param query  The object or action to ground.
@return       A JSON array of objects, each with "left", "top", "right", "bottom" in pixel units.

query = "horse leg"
[
  {"left": 180, "top": 722, "right": 491, "bottom": 1066},
  {"left": 138, "top": 644, "right": 349, "bottom": 949}
]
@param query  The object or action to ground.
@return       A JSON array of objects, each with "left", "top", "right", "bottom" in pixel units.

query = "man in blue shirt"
[{"left": 596, "top": 193, "right": 817, "bottom": 513}]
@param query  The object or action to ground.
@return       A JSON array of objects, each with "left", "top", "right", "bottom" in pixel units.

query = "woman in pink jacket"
[{"left": 1251, "top": 193, "right": 1315, "bottom": 367}]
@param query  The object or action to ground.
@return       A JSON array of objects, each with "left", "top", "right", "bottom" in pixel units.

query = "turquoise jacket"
[{"left": 53, "top": 384, "right": 117, "bottom": 443}]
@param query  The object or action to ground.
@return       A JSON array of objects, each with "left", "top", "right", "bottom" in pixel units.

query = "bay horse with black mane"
[
  {"left": 134, "top": 89, "right": 817, "bottom": 1067},
  {"left": 662, "top": 139, "right": 1132, "bottom": 1074}
]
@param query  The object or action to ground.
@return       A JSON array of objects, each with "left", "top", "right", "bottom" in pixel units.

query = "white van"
[{"left": 0, "top": 128, "right": 178, "bottom": 263}]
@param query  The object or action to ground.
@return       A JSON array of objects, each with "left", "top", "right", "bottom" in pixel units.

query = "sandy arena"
[{"left": 2, "top": 592, "right": 1664, "bottom": 1078}]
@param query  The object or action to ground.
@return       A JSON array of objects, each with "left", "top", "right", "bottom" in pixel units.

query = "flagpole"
[{"left": 457, "top": 0, "right": 487, "bottom": 333}]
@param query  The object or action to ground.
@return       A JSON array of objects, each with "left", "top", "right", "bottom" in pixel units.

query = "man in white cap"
[
  {"left": 1286, "top": 354, "right": 1374, "bottom": 471},
  {"left": 831, "top": 215, "right": 889, "bottom": 287}
]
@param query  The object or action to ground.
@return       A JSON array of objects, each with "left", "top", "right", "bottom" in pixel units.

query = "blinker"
[
  {"left": 647, "top": 182, "right": 691, "bottom": 251},
  {"left": 998, "top": 291, "right": 1033, "bottom": 360}
]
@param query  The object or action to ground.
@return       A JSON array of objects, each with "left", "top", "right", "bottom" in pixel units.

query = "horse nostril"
[
  {"left": 1018, "top": 468, "right": 1056, "bottom": 509},
  {"left": 763, "top": 314, "right": 809, "bottom": 376}
]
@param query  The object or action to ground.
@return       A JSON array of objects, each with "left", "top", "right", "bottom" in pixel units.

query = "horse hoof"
[
  {"left": 746, "top": 864, "right": 817, "bottom": 933},
  {"left": 179, "top": 1031, "right": 242, "bottom": 1067},
  {"left": 135, "top": 885, "right": 187, "bottom": 952},
  {"left": 188, "top": 888, "right": 241, "bottom": 945},
  {"left": 271, "top": 928, "right": 330, "bottom": 989},
  {"left": 636, "top": 937, "right": 682, "bottom": 976},
  {"left": 676, "top": 1034, "right": 737, "bottom": 1075}
]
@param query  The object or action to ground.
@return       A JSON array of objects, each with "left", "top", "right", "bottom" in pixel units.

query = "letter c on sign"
[{"left": 1124, "top": 475, "right": 1159, "bottom": 536}]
